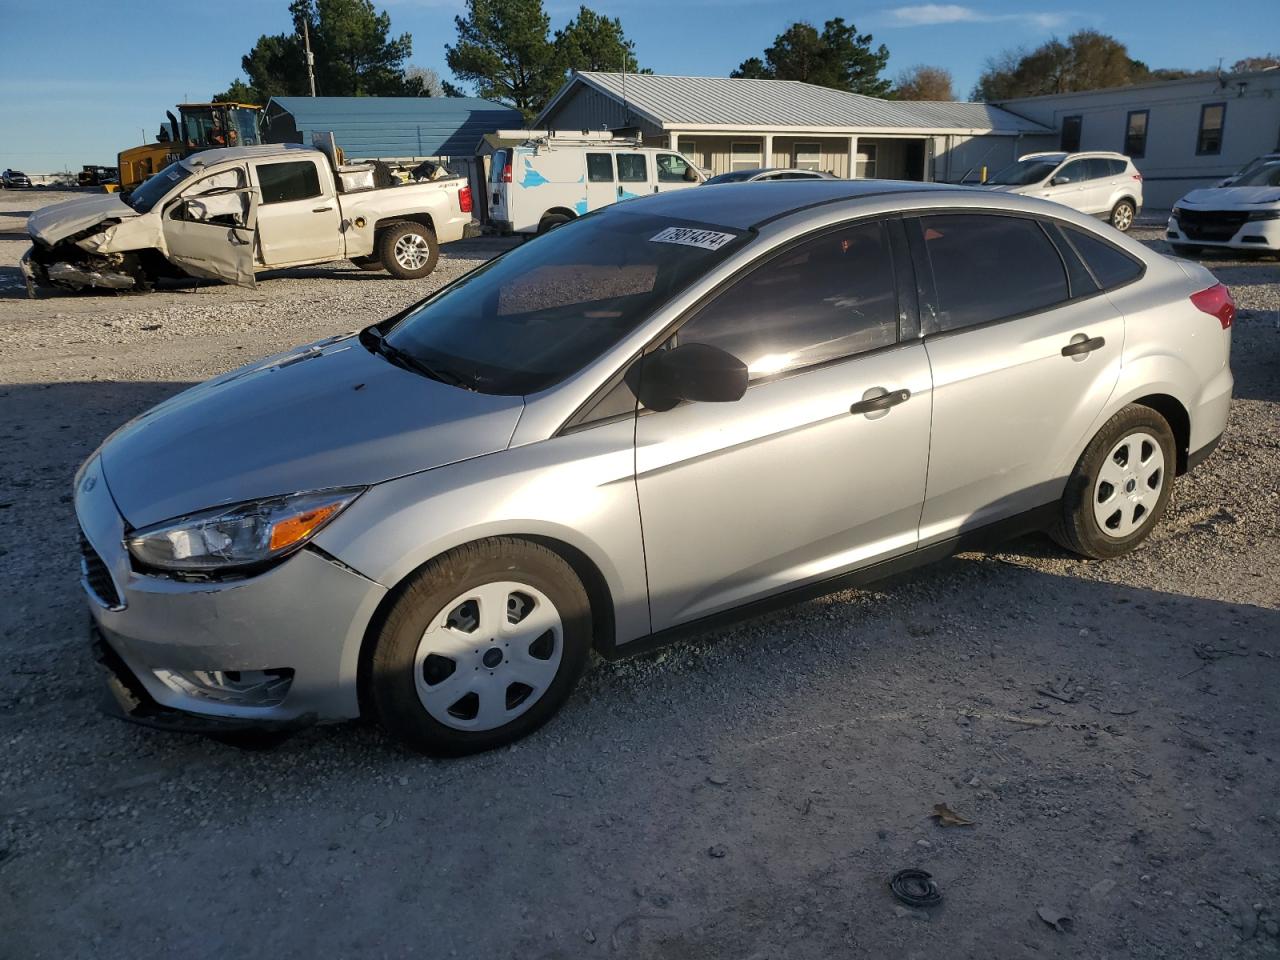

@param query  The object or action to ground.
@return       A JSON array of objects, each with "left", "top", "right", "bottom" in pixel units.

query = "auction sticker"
[{"left": 649, "top": 226, "right": 737, "bottom": 251}]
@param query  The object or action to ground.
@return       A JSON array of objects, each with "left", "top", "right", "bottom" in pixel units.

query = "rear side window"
[
  {"left": 586, "top": 153, "right": 614, "bottom": 183},
  {"left": 256, "top": 161, "right": 321, "bottom": 205},
  {"left": 1061, "top": 226, "right": 1143, "bottom": 290},
  {"left": 1086, "top": 158, "right": 1114, "bottom": 180},
  {"left": 617, "top": 154, "right": 647, "bottom": 183},
  {"left": 678, "top": 219, "right": 899, "bottom": 379},
  {"left": 918, "top": 214, "right": 1069, "bottom": 332}
]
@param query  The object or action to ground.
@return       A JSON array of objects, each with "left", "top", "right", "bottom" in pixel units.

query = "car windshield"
[
  {"left": 986, "top": 158, "right": 1062, "bottom": 186},
  {"left": 705, "top": 170, "right": 761, "bottom": 185},
  {"left": 380, "top": 210, "right": 752, "bottom": 395},
  {"left": 1234, "top": 161, "right": 1280, "bottom": 187},
  {"left": 126, "top": 160, "right": 196, "bottom": 213}
]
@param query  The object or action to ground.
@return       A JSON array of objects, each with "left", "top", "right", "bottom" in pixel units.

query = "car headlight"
[
  {"left": 1247, "top": 208, "right": 1280, "bottom": 221},
  {"left": 1171, "top": 206, "right": 1184, "bottom": 219},
  {"left": 126, "top": 488, "right": 363, "bottom": 573}
]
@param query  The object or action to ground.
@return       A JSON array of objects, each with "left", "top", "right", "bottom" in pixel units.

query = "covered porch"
[{"left": 666, "top": 132, "right": 933, "bottom": 181}]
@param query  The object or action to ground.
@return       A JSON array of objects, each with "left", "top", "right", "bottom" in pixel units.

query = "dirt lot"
[{"left": 1, "top": 189, "right": 1279, "bottom": 959}]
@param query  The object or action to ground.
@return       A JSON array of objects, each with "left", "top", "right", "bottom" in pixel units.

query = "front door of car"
[
  {"left": 634, "top": 217, "right": 933, "bottom": 631},
  {"left": 908, "top": 213, "right": 1124, "bottom": 545},
  {"left": 1039, "top": 158, "right": 1092, "bottom": 210},
  {"left": 584, "top": 152, "right": 617, "bottom": 211},
  {"left": 161, "top": 166, "right": 257, "bottom": 288},
  {"left": 251, "top": 157, "right": 342, "bottom": 265},
  {"left": 653, "top": 153, "right": 698, "bottom": 194}
]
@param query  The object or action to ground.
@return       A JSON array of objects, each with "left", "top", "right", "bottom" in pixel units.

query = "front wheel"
[
  {"left": 378, "top": 222, "right": 439, "bottom": 279},
  {"left": 1109, "top": 199, "right": 1136, "bottom": 232},
  {"left": 369, "top": 538, "right": 592, "bottom": 755},
  {"left": 1052, "top": 404, "right": 1175, "bottom": 560}
]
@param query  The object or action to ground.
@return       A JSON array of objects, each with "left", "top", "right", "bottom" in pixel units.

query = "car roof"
[
  {"left": 1021, "top": 151, "right": 1129, "bottom": 162},
  {"left": 182, "top": 144, "right": 315, "bottom": 167},
  {"left": 612, "top": 178, "right": 970, "bottom": 230}
]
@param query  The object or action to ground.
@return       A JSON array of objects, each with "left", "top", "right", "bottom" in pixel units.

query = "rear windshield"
[
  {"left": 986, "top": 158, "right": 1061, "bottom": 186},
  {"left": 126, "top": 160, "right": 195, "bottom": 213},
  {"left": 380, "top": 210, "right": 751, "bottom": 395}
]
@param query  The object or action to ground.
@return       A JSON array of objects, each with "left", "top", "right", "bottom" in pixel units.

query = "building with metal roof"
[
  {"left": 537, "top": 72, "right": 1055, "bottom": 183},
  {"left": 263, "top": 96, "right": 523, "bottom": 161}
]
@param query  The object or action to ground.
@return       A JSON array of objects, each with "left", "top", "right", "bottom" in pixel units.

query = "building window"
[
  {"left": 794, "top": 142, "right": 821, "bottom": 171},
  {"left": 1060, "top": 116, "right": 1082, "bottom": 152},
  {"left": 1124, "top": 110, "right": 1148, "bottom": 158},
  {"left": 681, "top": 139, "right": 705, "bottom": 170},
  {"left": 731, "top": 141, "right": 762, "bottom": 172},
  {"left": 854, "top": 144, "right": 877, "bottom": 178},
  {"left": 1197, "top": 102, "right": 1226, "bottom": 155}
]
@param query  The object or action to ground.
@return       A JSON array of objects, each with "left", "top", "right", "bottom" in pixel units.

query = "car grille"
[
  {"left": 79, "top": 532, "right": 124, "bottom": 610},
  {"left": 1176, "top": 209, "right": 1250, "bottom": 241}
]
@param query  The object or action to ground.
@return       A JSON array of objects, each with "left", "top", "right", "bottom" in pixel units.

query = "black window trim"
[
  {"left": 902, "top": 208, "right": 1145, "bottom": 340},
  {"left": 1196, "top": 102, "right": 1227, "bottom": 156},
  {"left": 1124, "top": 109, "right": 1149, "bottom": 159}
]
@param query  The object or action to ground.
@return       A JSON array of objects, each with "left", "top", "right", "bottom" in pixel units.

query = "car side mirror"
[
  {"left": 637, "top": 342, "right": 749, "bottom": 411},
  {"left": 1051, "top": 175, "right": 1071, "bottom": 186}
]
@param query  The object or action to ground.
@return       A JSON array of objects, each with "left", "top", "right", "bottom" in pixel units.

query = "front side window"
[
  {"left": 256, "top": 160, "right": 322, "bottom": 205},
  {"left": 918, "top": 214, "right": 1069, "bottom": 332},
  {"left": 731, "top": 141, "right": 762, "bottom": 172},
  {"left": 677, "top": 219, "right": 899, "bottom": 380},
  {"left": 174, "top": 167, "right": 249, "bottom": 225},
  {"left": 586, "top": 153, "right": 614, "bottom": 183},
  {"left": 616, "top": 153, "right": 647, "bottom": 183},
  {"left": 1061, "top": 116, "right": 1082, "bottom": 152},
  {"left": 1125, "top": 110, "right": 1149, "bottom": 158},
  {"left": 381, "top": 211, "right": 749, "bottom": 395},
  {"left": 656, "top": 153, "right": 691, "bottom": 182},
  {"left": 1197, "top": 103, "right": 1226, "bottom": 155},
  {"left": 794, "top": 142, "right": 821, "bottom": 171}
]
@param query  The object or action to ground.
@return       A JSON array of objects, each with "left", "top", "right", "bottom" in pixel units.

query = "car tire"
[
  {"left": 1051, "top": 404, "right": 1176, "bottom": 560},
  {"left": 537, "top": 213, "right": 571, "bottom": 235},
  {"left": 369, "top": 538, "right": 592, "bottom": 756},
  {"left": 1109, "top": 199, "right": 1136, "bottom": 232},
  {"left": 378, "top": 221, "right": 439, "bottom": 280},
  {"left": 350, "top": 255, "right": 384, "bottom": 272},
  {"left": 1169, "top": 244, "right": 1202, "bottom": 256}
]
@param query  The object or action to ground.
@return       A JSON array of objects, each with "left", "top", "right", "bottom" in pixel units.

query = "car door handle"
[
  {"left": 1061, "top": 335, "right": 1105, "bottom": 357},
  {"left": 313, "top": 205, "right": 334, "bottom": 213},
  {"left": 850, "top": 389, "right": 910, "bottom": 416}
]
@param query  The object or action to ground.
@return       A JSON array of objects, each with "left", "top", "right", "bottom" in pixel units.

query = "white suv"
[{"left": 979, "top": 151, "right": 1144, "bottom": 231}]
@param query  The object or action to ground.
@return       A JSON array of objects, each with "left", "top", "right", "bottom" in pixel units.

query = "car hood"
[
  {"left": 1180, "top": 186, "right": 1280, "bottom": 208},
  {"left": 27, "top": 194, "right": 140, "bottom": 245},
  {"left": 99, "top": 334, "right": 525, "bottom": 529}
]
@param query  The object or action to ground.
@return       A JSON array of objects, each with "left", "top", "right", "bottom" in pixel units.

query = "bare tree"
[
  {"left": 892, "top": 64, "right": 954, "bottom": 101},
  {"left": 403, "top": 65, "right": 444, "bottom": 97}
]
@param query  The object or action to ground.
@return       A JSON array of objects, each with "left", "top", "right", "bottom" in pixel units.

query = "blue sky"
[{"left": 0, "top": 0, "right": 1275, "bottom": 172}]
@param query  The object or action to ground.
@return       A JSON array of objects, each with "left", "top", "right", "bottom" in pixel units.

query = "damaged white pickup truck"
[{"left": 22, "top": 144, "right": 480, "bottom": 294}]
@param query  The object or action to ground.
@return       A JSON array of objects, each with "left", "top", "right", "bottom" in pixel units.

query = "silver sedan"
[{"left": 77, "top": 180, "right": 1234, "bottom": 754}]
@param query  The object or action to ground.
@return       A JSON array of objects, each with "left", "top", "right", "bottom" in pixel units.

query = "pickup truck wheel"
[
  {"left": 379, "top": 222, "right": 438, "bottom": 279},
  {"left": 350, "top": 255, "right": 384, "bottom": 272}
]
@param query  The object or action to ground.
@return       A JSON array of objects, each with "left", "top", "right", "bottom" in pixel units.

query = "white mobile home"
[{"left": 996, "top": 69, "right": 1280, "bottom": 209}]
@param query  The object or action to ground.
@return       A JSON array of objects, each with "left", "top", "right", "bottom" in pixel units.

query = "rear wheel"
[
  {"left": 369, "top": 538, "right": 592, "bottom": 755},
  {"left": 537, "top": 213, "right": 571, "bottom": 235},
  {"left": 1052, "top": 404, "right": 1175, "bottom": 560},
  {"left": 1109, "top": 199, "right": 1136, "bottom": 232},
  {"left": 378, "top": 221, "right": 439, "bottom": 279}
]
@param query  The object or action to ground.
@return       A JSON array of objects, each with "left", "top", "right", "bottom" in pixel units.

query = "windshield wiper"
[{"left": 361, "top": 327, "right": 475, "bottom": 390}]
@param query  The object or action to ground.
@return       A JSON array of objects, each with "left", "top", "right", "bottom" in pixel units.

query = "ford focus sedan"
[{"left": 77, "top": 180, "right": 1234, "bottom": 755}]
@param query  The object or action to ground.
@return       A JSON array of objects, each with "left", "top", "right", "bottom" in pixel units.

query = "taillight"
[
  {"left": 501, "top": 162, "right": 512, "bottom": 183},
  {"left": 458, "top": 184, "right": 473, "bottom": 213},
  {"left": 1190, "top": 282, "right": 1235, "bottom": 329},
  {"left": 1132, "top": 172, "right": 1143, "bottom": 181}
]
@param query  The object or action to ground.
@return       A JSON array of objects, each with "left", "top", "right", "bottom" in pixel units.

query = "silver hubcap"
[
  {"left": 1094, "top": 431, "right": 1164, "bottom": 538},
  {"left": 413, "top": 581, "right": 563, "bottom": 732},
  {"left": 393, "top": 233, "right": 430, "bottom": 270},
  {"left": 1113, "top": 204, "right": 1133, "bottom": 229}
]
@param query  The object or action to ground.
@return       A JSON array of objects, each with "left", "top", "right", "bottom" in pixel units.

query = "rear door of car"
[
  {"left": 615, "top": 152, "right": 649, "bottom": 201},
  {"left": 584, "top": 152, "right": 617, "bottom": 211},
  {"left": 1039, "top": 158, "right": 1092, "bottom": 212},
  {"left": 250, "top": 156, "right": 342, "bottom": 265},
  {"left": 908, "top": 211, "right": 1125, "bottom": 544},
  {"left": 634, "top": 216, "right": 933, "bottom": 629}
]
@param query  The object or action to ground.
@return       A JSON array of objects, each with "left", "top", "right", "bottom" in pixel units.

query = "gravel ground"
[{"left": 1, "top": 190, "right": 1279, "bottom": 959}]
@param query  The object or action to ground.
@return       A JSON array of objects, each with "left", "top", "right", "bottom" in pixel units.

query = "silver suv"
[
  {"left": 77, "top": 181, "right": 1233, "bottom": 755},
  {"left": 980, "top": 151, "right": 1144, "bottom": 231}
]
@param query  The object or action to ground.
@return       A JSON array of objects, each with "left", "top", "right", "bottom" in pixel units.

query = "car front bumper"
[
  {"left": 75, "top": 456, "right": 388, "bottom": 733},
  {"left": 1167, "top": 213, "right": 1280, "bottom": 250}
]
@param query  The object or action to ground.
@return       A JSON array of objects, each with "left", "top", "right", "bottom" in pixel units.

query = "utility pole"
[{"left": 303, "top": 18, "right": 317, "bottom": 96}]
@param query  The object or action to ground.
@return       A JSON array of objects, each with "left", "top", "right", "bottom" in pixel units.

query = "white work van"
[{"left": 487, "top": 131, "right": 704, "bottom": 235}]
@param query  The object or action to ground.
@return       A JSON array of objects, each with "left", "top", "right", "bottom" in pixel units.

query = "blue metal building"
[{"left": 263, "top": 96, "right": 523, "bottom": 160}]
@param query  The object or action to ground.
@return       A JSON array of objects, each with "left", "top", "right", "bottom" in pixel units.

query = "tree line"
[{"left": 214, "top": 0, "right": 1279, "bottom": 117}]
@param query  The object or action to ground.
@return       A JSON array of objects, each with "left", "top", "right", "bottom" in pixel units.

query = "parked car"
[
  {"left": 78, "top": 180, "right": 1233, "bottom": 755},
  {"left": 979, "top": 151, "right": 1143, "bottom": 231},
  {"left": 2, "top": 169, "right": 32, "bottom": 188},
  {"left": 21, "top": 144, "right": 478, "bottom": 294},
  {"left": 488, "top": 130, "right": 703, "bottom": 235},
  {"left": 1168, "top": 159, "right": 1280, "bottom": 255},
  {"left": 1216, "top": 153, "right": 1280, "bottom": 188},
  {"left": 704, "top": 168, "right": 838, "bottom": 185}
]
